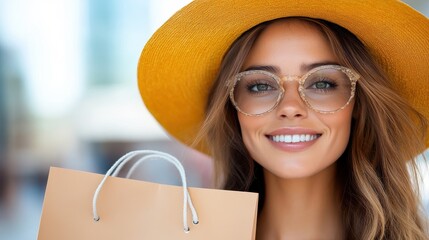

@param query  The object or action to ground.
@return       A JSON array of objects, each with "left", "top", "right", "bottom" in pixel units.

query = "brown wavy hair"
[{"left": 195, "top": 17, "right": 428, "bottom": 239}]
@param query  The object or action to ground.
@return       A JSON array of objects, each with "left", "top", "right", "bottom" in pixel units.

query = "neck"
[{"left": 257, "top": 163, "right": 344, "bottom": 240}]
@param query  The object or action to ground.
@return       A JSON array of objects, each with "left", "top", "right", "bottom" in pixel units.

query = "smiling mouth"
[{"left": 268, "top": 134, "right": 322, "bottom": 143}]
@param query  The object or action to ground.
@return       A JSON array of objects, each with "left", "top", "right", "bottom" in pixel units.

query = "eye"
[
  {"left": 309, "top": 79, "right": 338, "bottom": 90},
  {"left": 248, "top": 83, "right": 275, "bottom": 92}
]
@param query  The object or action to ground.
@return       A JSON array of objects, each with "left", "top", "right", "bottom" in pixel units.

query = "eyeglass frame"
[{"left": 228, "top": 64, "right": 360, "bottom": 116}]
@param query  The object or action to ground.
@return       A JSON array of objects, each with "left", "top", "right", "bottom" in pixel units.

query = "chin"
[{"left": 262, "top": 160, "right": 338, "bottom": 180}]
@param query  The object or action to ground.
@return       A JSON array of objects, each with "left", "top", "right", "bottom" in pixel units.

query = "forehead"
[{"left": 243, "top": 19, "right": 338, "bottom": 74}]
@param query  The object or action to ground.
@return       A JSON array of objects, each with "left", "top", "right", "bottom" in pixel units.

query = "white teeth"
[
  {"left": 270, "top": 134, "right": 319, "bottom": 143},
  {"left": 292, "top": 135, "right": 300, "bottom": 143}
]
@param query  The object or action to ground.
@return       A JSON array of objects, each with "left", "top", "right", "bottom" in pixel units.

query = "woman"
[{"left": 138, "top": 0, "right": 429, "bottom": 239}]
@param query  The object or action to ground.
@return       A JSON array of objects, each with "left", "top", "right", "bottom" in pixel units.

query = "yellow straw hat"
[{"left": 138, "top": 0, "right": 429, "bottom": 151}]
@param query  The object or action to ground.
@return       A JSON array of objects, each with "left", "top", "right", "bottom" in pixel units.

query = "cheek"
[
  {"left": 323, "top": 107, "right": 354, "bottom": 156},
  {"left": 238, "top": 118, "right": 271, "bottom": 172},
  {"left": 238, "top": 116, "right": 252, "bottom": 146},
  {"left": 237, "top": 114, "right": 265, "bottom": 149}
]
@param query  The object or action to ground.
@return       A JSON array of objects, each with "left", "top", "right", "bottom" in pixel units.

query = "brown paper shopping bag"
[{"left": 38, "top": 150, "right": 258, "bottom": 240}]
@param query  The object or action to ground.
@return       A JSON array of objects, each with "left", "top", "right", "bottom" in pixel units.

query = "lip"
[
  {"left": 266, "top": 127, "right": 322, "bottom": 152},
  {"left": 267, "top": 127, "right": 321, "bottom": 136}
]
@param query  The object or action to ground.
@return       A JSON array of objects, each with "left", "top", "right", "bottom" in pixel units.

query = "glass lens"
[
  {"left": 232, "top": 71, "right": 281, "bottom": 115},
  {"left": 302, "top": 68, "right": 352, "bottom": 112}
]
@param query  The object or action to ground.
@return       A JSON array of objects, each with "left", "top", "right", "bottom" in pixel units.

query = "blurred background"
[{"left": 0, "top": 0, "right": 428, "bottom": 239}]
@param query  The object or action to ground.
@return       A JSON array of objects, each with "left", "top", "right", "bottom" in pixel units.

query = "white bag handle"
[{"left": 92, "top": 150, "right": 199, "bottom": 232}]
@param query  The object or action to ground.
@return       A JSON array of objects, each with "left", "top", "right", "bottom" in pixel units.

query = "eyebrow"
[
  {"left": 301, "top": 61, "right": 340, "bottom": 72},
  {"left": 243, "top": 61, "right": 340, "bottom": 74},
  {"left": 243, "top": 65, "right": 280, "bottom": 73}
]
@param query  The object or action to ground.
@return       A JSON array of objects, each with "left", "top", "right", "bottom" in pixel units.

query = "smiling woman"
[
  {"left": 137, "top": 0, "right": 429, "bottom": 239},
  {"left": 198, "top": 17, "right": 429, "bottom": 239},
  {"left": 236, "top": 19, "right": 355, "bottom": 184}
]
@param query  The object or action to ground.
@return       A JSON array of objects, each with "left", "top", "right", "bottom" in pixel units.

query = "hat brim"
[{"left": 138, "top": 0, "right": 429, "bottom": 151}]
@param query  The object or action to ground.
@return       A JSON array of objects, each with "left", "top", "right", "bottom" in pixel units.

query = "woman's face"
[{"left": 238, "top": 19, "right": 354, "bottom": 179}]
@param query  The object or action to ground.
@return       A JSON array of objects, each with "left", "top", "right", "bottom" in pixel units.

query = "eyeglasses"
[{"left": 228, "top": 65, "right": 359, "bottom": 116}]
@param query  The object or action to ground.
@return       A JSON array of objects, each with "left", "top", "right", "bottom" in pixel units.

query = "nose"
[{"left": 275, "top": 82, "right": 308, "bottom": 119}]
